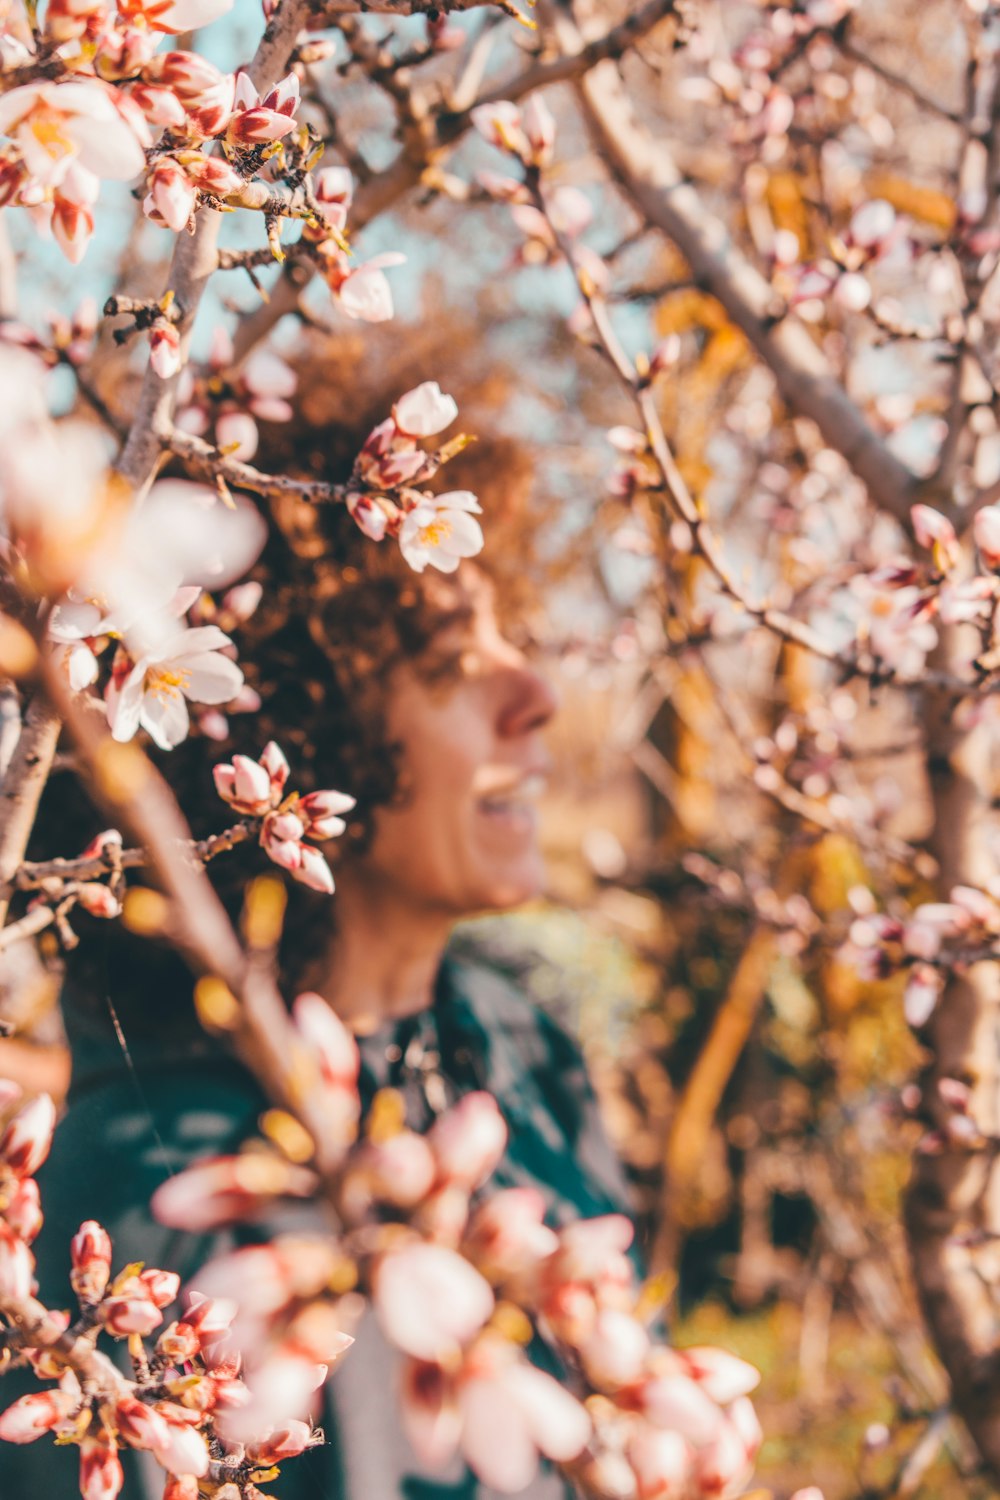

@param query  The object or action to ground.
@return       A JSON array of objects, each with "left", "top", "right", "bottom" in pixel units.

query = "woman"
[{"left": 8, "top": 462, "right": 636, "bottom": 1499}]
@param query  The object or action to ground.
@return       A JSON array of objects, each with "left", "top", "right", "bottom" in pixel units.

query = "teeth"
[{"left": 480, "top": 774, "right": 547, "bottom": 811}]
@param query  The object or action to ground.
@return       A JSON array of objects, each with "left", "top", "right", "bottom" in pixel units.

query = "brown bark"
[
  {"left": 0, "top": 695, "right": 60, "bottom": 929},
  {"left": 905, "top": 622, "right": 1000, "bottom": 1476}
]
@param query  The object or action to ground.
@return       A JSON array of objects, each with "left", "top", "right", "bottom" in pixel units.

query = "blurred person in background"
[{"left": 9, "top": 412, "right": 635, "bottom": 1500}]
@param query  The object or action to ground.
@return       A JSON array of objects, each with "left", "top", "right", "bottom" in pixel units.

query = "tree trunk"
[{"left": 906, "top": 626, "right": 1000, "bottom": 1476}]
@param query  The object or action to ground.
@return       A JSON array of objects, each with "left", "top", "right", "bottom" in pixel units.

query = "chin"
[{"left": 473, "top": 859, "right": 547, "bottom": 913}]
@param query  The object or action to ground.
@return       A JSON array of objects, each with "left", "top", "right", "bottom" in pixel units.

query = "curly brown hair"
[{"left": 36, "top": 320, "right": 544, "bottom": 1028}]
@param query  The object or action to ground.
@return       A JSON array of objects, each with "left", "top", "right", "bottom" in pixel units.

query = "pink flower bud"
[
  {"left": 102, "top": 1295, "right": 163, "bottom": 1336},
  {"left": 148, "top": 158, "right": 197, "bottom": 233},
  {"left": 149, "top": 321, "right": 181, "bottom": 379},
  {"left": 222, "top": 582, "right": 263, "bottom": 623},
  {"left": 145, "top": 50, "right": 227, "bottom": 100},
  {"left": 181, "top": 152, "right": 242, "bottom": 197},
  {"left": 428, "top": 1092, "right": 507, "bottom": 1190},
  {"left": 267, "top": 810, "right": 305, "bottom": 843},
  {"left": 911, "top": 504, "right": 960, "bottom": 571},
  {"left": 76, "top": 882, "right": 123, "bottom": 919},
  {"left": 154, "top": 1415, "right": 210, "bottom": 1478},
  {"left": 299, "top": 788, "right": 356, "bottom": 841},
  {"left": 679, "top": 1346, "right": 761, "bottom": 1404},
  {"left": 521, "top": 94, "right": 555, "bottom": 165},
  {"left": 471, "top": 100, "right": 527, "bottom": 156},
  {"left": 0, "top": 1388, "right": 77, "bottom": 1443},
  {"left": 293, "top": 991, "right": 360, "bottom": 1089},
  {"left": 70, "top": 1220, "right": 112, "bottom": 1302},
  {"left": 374, "top": 1243, "right": 494, "bottom": 1361},
  {"left": 247, "top": 1419, "right": 316, "bottom": 1464},
  {"left": 152, "top": 1155, "right": 316, "bottom": 1233},
  {"left": 580, "top": 1310, "right": 650, "bottom": 1389},
  {"left": 393, "top": 381, "right": 459, "bottom": 439},
  {"left": 974, "top": 504, "right": 1000, "bottom": 570},
  {"left": 465, "top": 1188, "right": 558, "bottom": 1279},
  {"left": 848, "top": 198, "right": 896, "bottom": 249},
  {"left": 139, "top": 1267, "right": 181, "bottom": 1308},
  {"left": 1, "top": 1093, "right": 56, "bottom": 1178},
  {"left": 131, "top": 83, "right": 188, "bottom": 128},
  {"left": 215, "top": 410, "right": 259, "bottom": 462},
  {"left": 114, "top": 1395, "right": 170, "bottom": 1453},
  {"left": 346, "top": 493, "right": 389, "bottom": 542},
  {"left": 291, "top": 844, "right": 336, "bottom": 894},
  {"left": 260, "top": 740, "right": 290, "bottom": 792},
  {"left": 156, "top": 1321, "right": 200, "bottom": 1362},
  {"left": 80, "top": 1434, "right": 124, "bottom": 1500},
  {"left": 904, "top": 965, "right": 941, "bottom": 1029},
  {"left": 6, "top": 1177, "right": 42, "bottom": 1243},
  {"left": 215, "top": 752, "right": 272, "bottom": 815},
  {"left": 0, "top": 1224, "right": 33, "bottom": 1300},
  {"left": 627, "top": 1422, "right": 693, "bottom": 1500},
  {"left": 164, "top": 1478, "right": 199, "bottom": 1500}
]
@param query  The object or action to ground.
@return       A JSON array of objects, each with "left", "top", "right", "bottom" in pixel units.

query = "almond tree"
[{"left": 2, "top": 0, "right": 1000, "bottom": 1495}]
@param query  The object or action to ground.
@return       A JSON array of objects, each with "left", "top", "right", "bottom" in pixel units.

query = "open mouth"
[{"left": 477, "top": 772, "right": 548, "bottom": 823}]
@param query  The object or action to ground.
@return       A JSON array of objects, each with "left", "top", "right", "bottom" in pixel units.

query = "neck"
[{"left": 308, "top": 869, "right": 453, "bottom": 1033}]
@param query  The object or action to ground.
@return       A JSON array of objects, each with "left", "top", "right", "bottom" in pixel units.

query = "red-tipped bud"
[{"left": 70, "top": 1220, "right": 113, "bottom": 1302}]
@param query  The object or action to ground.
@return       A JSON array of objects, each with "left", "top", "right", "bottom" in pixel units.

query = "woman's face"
[{"left": 355, "top": 572, "right": 558, "bottom": 918}]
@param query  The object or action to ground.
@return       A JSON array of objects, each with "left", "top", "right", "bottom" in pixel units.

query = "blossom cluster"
[
  {"left": 343, "top": 380, "right": 485, "bottom": 574},
  {"left": 0, "top": 991, "right": 767, "bottom": 1500},
  {"left": 143, "top": 995, "right": 765, "bottom": 1500},
  {"left": 0, "top": 1077, "right": 328, "bottom": 1500},
  {"left": 214, "top": 740, "right": 355, "bottom": 894}
]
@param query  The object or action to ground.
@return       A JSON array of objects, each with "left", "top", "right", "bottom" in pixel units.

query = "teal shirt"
[{"left": 11, "top": 949, "right": 634, "bottom": 1500}]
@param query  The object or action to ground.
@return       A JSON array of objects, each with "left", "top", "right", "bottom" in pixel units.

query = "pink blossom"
[
  {"left": 374, "top": 1243, "right": 494, "bottom": 1361},
  {"left": 428, "top": 1092, "right": 507, "bottom": 1190},
  {"left": 43, "top": 0, "right": 112, "bottom": 43},
  {"left": 106, "top": 626, "right": 243, "bottom": 751},
  {"left": 79, "top": 1435, "right": 123, "bottom": 1500},
  {"left": 143, "top": 50, "right": 228, "bottom": 100},
  {"left": 393, "top": 381, "right": 459, "bottom": 439},
  {"left": 180, "top": 151, "right": 242, "bottom": 198},
  {"left": 340, "top": 1131, "right": 437, "bottom": 1221},
  {"left": 464, "top": 1188, "right": 559, "bottom": 1281},
  {"left": 70, "top": 1219, "right": 112, "bottom": 1302},
  {"left": 215, "top": 409, "right": 259, "bottom": 460},
  {"left": 117, "top": 0, "right": 233, "bottom": 33},
  {"left": 0, "top": 1389, "right": 78, "bottom": 1443},
  {"left": 51, "top": 164, "right": 97, "bottom": 263},
  {"left": 1, "top": 1093, "right": 56, "bottom": 1178},
  {"left": 163, "top": 1478, "right": 199, "bottom": 1500},
  {"left": 130, "top": 83, "right": 188, "bottom": 129},
  {"left": 456, "top": 1345, "right": 591, "bottom": 1492},
  {"left": 0, "top": 80, "right": 147, "bottom": 187},
  {"left": 398, "top": 492, "right": 484, "bottom": 575}
]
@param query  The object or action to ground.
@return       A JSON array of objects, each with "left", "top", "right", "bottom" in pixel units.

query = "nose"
[{"left": 497, "top": 651, "right": 559, "bottom": 738}]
